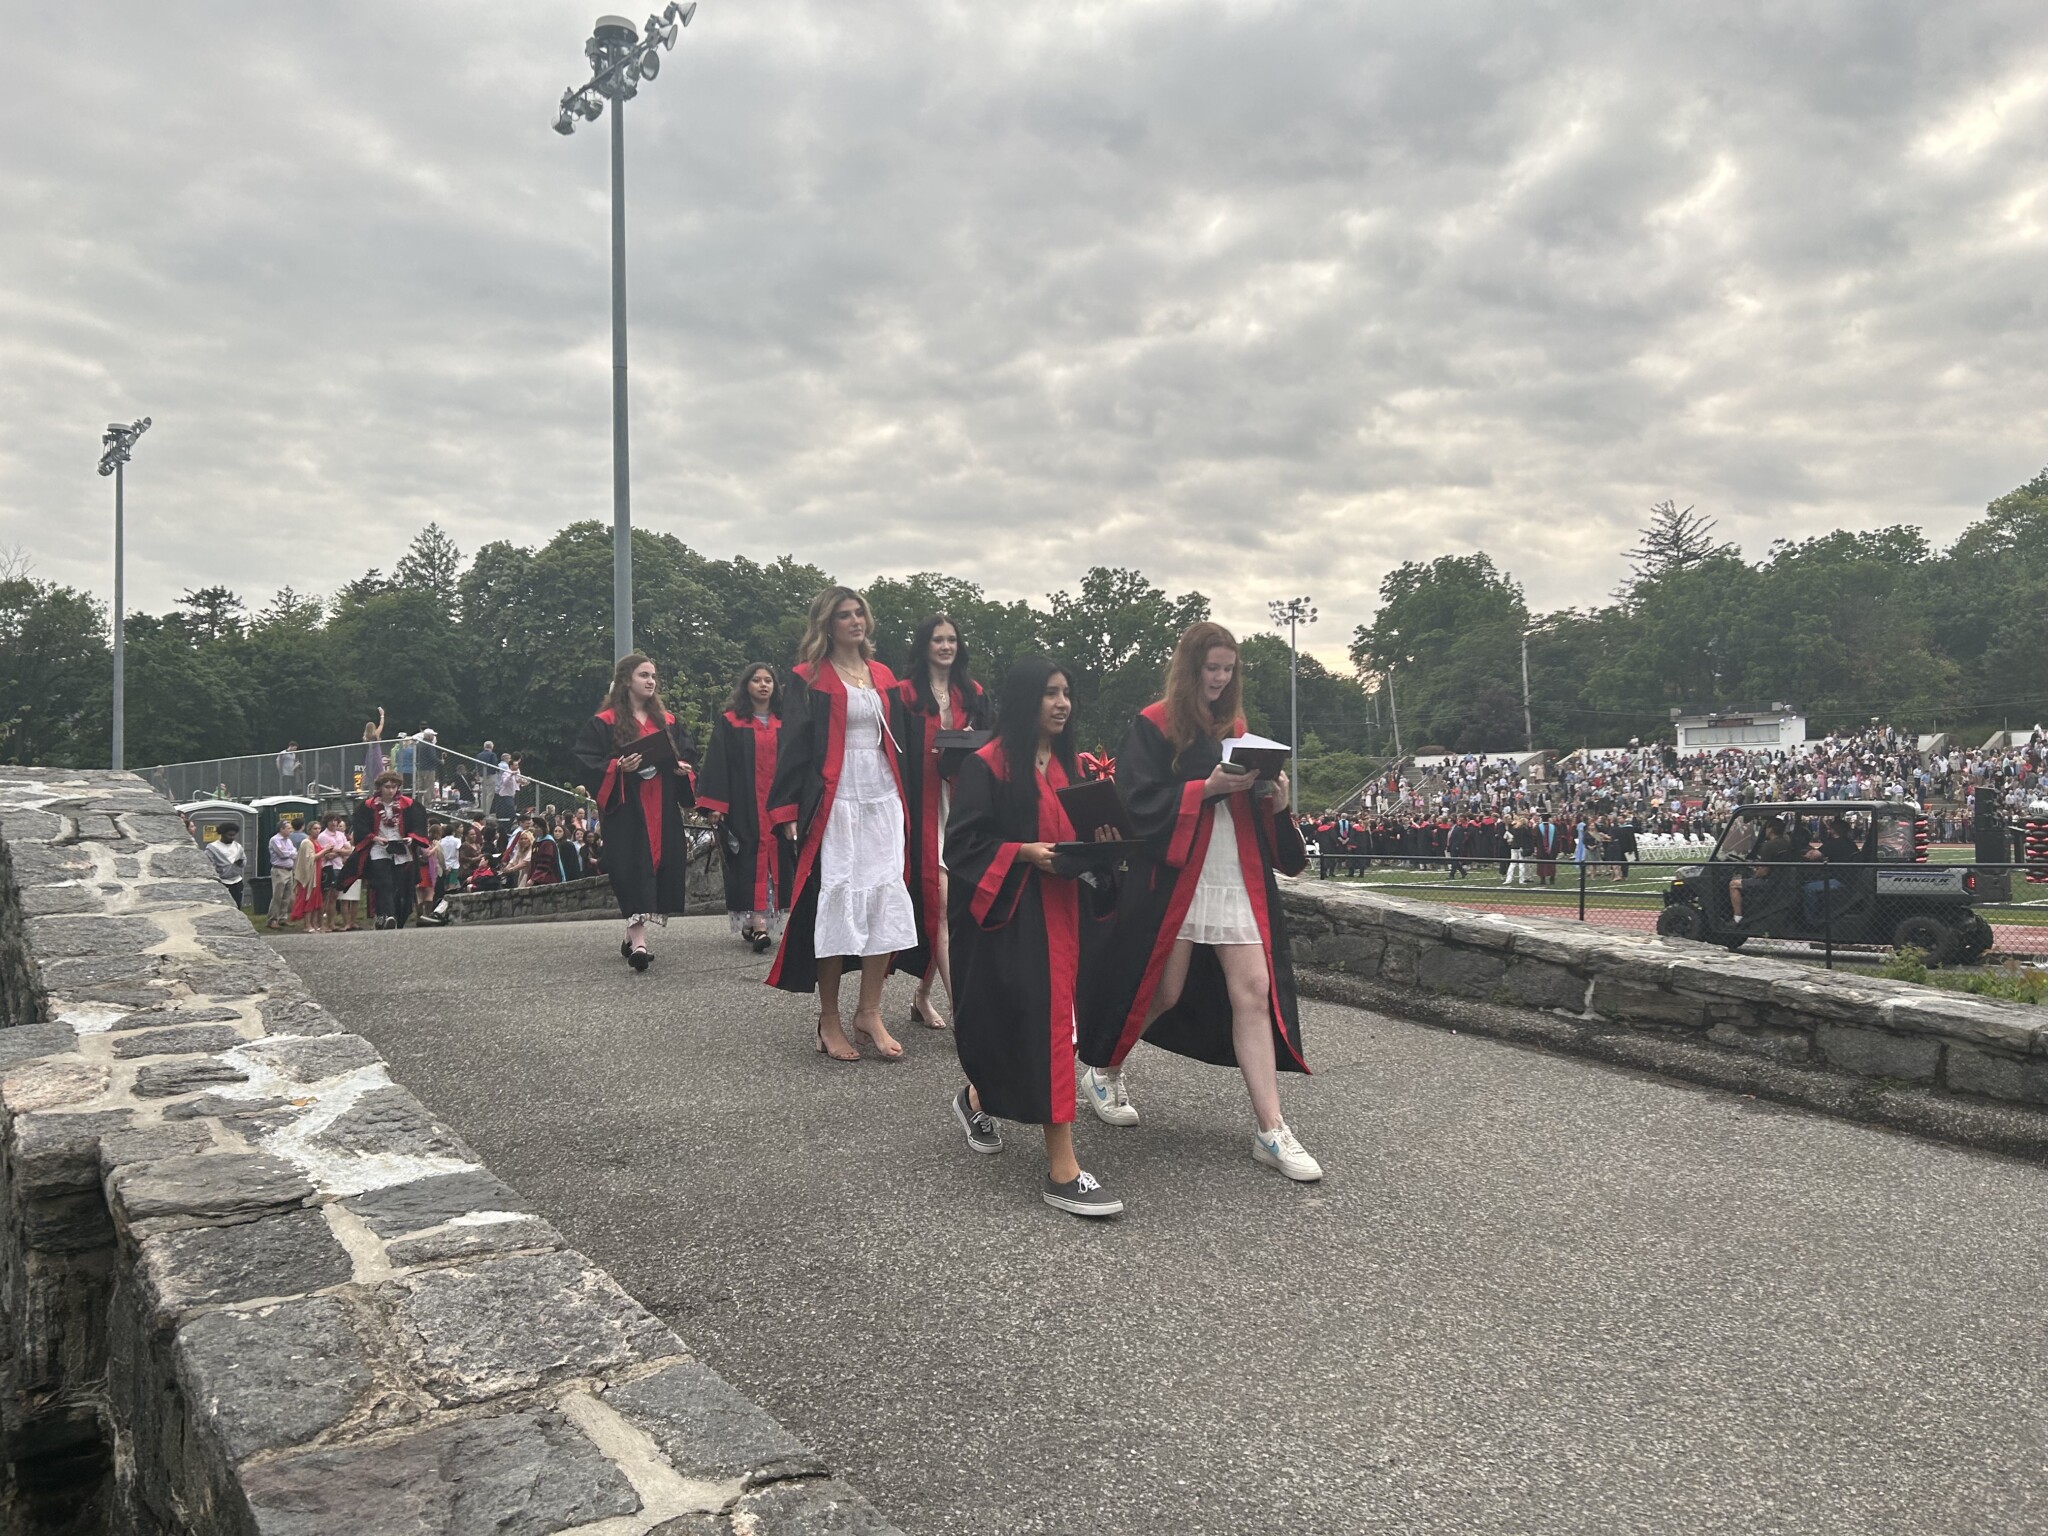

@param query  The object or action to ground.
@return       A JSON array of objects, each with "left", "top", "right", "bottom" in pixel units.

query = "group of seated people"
[{"left": 1723, "top": 811, "right": 1873, "bottom": 927}]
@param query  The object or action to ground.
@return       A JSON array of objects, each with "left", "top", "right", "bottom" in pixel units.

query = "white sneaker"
[
  {"left": 1080, "top": 1064, "right": 1139, "bottom": 1127},
  {"left": 1252, "top": 1121, "right": 1323, "bottom": 1182}
]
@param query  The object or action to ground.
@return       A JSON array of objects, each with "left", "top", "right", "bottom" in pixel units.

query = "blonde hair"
[{"left": 794, "top": 586, "right": 875, "bottom": 668}]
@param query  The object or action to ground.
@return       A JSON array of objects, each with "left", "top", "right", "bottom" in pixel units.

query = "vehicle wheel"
[
  {"left": 1891, "top": 914, "right": 1961, "bottom": 967},
  {"left": 1720, "top": 934, "right": 1748, "bottom": 951},
  {"left": 1655, "top": 904, "right": 1705, "bottom": 941},
  {"left": 1959, "top": 915, "right": 1994, "bottom": 961}
]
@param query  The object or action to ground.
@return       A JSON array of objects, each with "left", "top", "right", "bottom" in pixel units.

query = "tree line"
[{"left": 3, "top": 466, "right": 2043, "bottom": 808}]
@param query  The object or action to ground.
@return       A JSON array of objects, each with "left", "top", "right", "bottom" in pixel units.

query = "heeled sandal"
[
  {"left": 851, "top": 1009, "right": 904, "bottom": 1060},
  {"left": 815, "top": 1012, "right": 859, "bottom": 1063},
  {"left": 909, "top": 996, "right": 950, "bottom": 1030}
]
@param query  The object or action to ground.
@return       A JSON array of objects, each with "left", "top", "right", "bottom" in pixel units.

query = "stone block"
[
  {"left": 239, "top": 1409, "right": 640, "bottom": 1535},
  {"left": 0, "top": 809, "right": 64, "bottom": 841},
  {"left": 1379, "top": 941, "right": 1418, "bottom": 985},
  {"left": 1588, "top": 979, "right": 1708, "bottom": 1030},
  {"left": 37, "top": 952, "right": 159, "bottom": 991},
  {"left": 1885, "top": 995, "right": 2041, "bottom": 1053},
  {"left": 1440, "top": 915, "right": 1520, "bottom": 952},
  {"left": 119, "top": 1003, "right": 244, "bottom": 1026},
  {"left": 602, "top": 1358, "right": 824, "bottom": 1485},
  {"left": 110, "top": 1024, "right": 248, "bottom": 1059},
  {"left": 11, "top": 1110, "right": 127, "bottom": 1196},
  {"left": 109, "top": 1153, "right": 312, "bottom": 1224},
  {"left": 386, "top": 1215, "right": 563, "bottom": 1267},
  {"left": 163, "top": 1093, "right": 291, "bottom": 1123},
  {"left": 1502, "top": 959, "right": 1586, "bottom": 1012},
  {"left": 24, "top": 914, "right": 166, "bottom": 958},
  {"left": 725, "top": 1478, "right": 905, "bottom": 1536},
  {"left": 99, "top": 1119, "right": 215, "bottom": 1170},
  {"left": 142, "top": 1208, "right": 354, "bottom": 1318},
  {"left": 345, "top": 1169, "right": 526, "bottom": 1237},
  {"left": 4, "top": 1058, "right": 109, "bottom": 1112},
  {"left": 5, "top": 844, "right": 95, "bottom": 884},
  {"left": 1816, "top": 1025, "right": 1940, "bottom": 1083},
  {"left": 1945, "top": 1046, "right": 2048, "bottom": 1106},
  {"left": 24, "top": 1189, "right": 116, "bottom": 1252},
  {"left": 133, "top": 1058, "right": 250, "bottom": 1098},
  {"left": 259, "top": 997, "right": 341, "bottom": 1036},
  {"left": 126, "top": 881, "right": 229, "bottom": 910},
  {"left": 1414, "top": 944, "right": 1507, "bottom": 998},
  {"left": 0, "top": 1019, "right": 82, "bottom": 1068},
  {"left": 389, "top": 1250, "right": 678, "bottom": 1406},
  {"left": 1661, "top": 953, "right": 1786, "bottom": 1003},
  {"left": 241, "top": 1032, "right": 382, "bottom": 1084},
  {"left": 21, "top": 885, "right": 100, "bottom": 917},
  {"left": 176, "top": 1297, "right": 372, "bottom": 1460},
  {"left": 1313, "top": 931, "right": 1384, "bottom": 975},
  {"left": 310, "top": 1085, "right": 467, "bottom": 1163},
  {"left": 1705, "top": 1022, "right": 1812, "bottom": 1062}
]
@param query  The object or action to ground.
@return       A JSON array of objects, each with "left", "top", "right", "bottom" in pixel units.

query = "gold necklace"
[{"left": 832, "top": 655, "right": 871, "bottom": 689}]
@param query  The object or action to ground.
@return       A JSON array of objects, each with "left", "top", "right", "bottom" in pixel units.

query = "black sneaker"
[
  {"left": 1043, "top": 1170, "right": 1123, "bottom": 1218},
  {"left": 952, "top": 1086, "right": 1003, "bottom": 1155}
]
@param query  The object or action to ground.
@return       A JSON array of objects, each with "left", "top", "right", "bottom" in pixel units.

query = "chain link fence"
[
  {"left": 1304, "top": 849, "right": 2048, "bottom": 969},
  {"left": 142, "top": 740, "right": 594, "bottom": 817}
]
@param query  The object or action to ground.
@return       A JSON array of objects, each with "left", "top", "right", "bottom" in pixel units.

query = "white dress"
[
  {"left": 814, "top": 685, "right": 918, "bottom": 958},
  {"left": 1177, "top": 795, "right": 1262, "bottom": 946}
]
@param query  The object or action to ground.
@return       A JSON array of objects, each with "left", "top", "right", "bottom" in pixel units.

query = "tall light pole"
[
  {"left": 554, "top": 4, "right": 698, "bottom": 662},
  {"left": 97, "top": 416, "right": 151, "bottom": 771},
  {"left": 1267, "top": 596, "right": 1316, "bottom": 814},
  {"left": 1521, "top": 624, "right": 1535, "bottom": 753}
]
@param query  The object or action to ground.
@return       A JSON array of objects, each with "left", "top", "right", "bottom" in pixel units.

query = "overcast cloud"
[{"left": 3, "top": 0, "right": 2045, "bottom": 665}]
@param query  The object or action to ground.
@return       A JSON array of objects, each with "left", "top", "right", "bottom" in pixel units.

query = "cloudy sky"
[{"left": 4, "top": 1, "right": 2044, "bottom": 666}]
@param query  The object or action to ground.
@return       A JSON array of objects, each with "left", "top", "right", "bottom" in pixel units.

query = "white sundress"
[
  {"left": 1177, "top": 795, "right": 1263, "bottom": 946},
  {"left": 814, "top": 684, "right": 918, "bottom": 959}
]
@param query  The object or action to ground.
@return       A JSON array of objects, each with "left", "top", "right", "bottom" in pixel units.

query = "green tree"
[
  {"left": 1350, "top": 554, "right": 1528, "bottom": 753},
  {"left": 0, "top": 576, "right": 109, "bottom": 765},
  {"left": 1039, "top": 568, "right": 1208, "bottom": 750},
  {"left": 394, "top": 523, "right": 464, "bottom": 609},
  {"left": 177, "top": 585, "right": 247, "bottom": 643}
]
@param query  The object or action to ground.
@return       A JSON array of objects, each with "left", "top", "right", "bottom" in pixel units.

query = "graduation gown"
[
  {"left": 765, "top": 659, "right": 923, "bottom": 993},
  {"left": 697, "top": 710, "right": 795, "bottom": 919},
  {"left": 1077, "top": 703, "right": 1309, "bottom": 1075},
  {"left": 948, "top": 745, "right": 1116, "bottom": 1125},
  {"left": 571, "top": 709, "right": 698, "bottom": 919},
  {"left": 892, "top": 677, "right": 991, "bottom": 970},
  {"left": 340, "top": 795, "right": 433, "bottom": 912}
]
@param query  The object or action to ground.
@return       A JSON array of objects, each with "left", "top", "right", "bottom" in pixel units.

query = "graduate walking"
[
  {"left": 946, "top": 657, "right": 1124, "bottom": 1217},
  {"left": 697, "top": 662, "right": 794, "bottom": 953},
  {"left": 767, "top": 587, "right": 920, "bottom": 1062},
  {"left": 893, "top": 613, "right": 991, "bottom": 1031},
  {"left": 571, "top": 653, "right": 698, "bottom": 971},
  {"left": 1076, "top": 621, "right": 1322, "bottom": 1182}
]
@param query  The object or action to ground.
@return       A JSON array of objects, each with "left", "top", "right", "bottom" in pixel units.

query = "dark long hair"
[
  {"left": 996, "top": 656, "right": 1078, "bottom": 834},
  {"left": 905, "top": 613, "right": 977, "bottom": 715},
  {"left": 722, "top": 661, "right": 781, "bottom": 719},
  {"left": 602, "top": 652, "right": 670, "bottom": 748}
]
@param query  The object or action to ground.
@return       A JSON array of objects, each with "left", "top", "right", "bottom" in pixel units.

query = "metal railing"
[
  {"left": 1304, "top": 849, "right": 2048, "bottom": 968},
  {"left": 142, "top": 739, "right": 594, "bottom": 815}
]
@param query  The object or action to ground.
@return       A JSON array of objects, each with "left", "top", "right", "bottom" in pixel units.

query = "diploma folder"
[
  {"left": 1055, "top": 780, "right": 1135, "bottom": 843},
  {"left": 1221, "top": 733, "right": 1291, "bottom": 782},
  {"left": 625, "top": 725, "right": 681, "bottom": 769},
  {"left": 934, "top": 729, "right": 994, "bottom": 778}
]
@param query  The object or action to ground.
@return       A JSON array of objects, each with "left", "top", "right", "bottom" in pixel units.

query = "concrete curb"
[{"left": 0, "top": 769, "right": 901, "bottom": 1535}]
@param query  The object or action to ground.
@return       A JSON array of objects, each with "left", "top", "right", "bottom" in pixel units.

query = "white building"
[{"left": 1673, "top": 707, "right": 1807, "bottom": 754}]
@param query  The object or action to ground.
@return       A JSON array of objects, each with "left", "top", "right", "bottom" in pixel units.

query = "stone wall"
[
  {"left": 1284, "top": 880, "right": 2048, "bottom": 1160},
  {"left": 0, "top": 770, "right": 896, "bottom": 1536},
  {"left": 445, "top": 862, "right": 724, "bottom": 926}
]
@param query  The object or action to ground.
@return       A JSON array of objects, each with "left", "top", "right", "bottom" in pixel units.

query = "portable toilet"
[{"left": 175, "top": 799, "right": 256, "bottom": 909}]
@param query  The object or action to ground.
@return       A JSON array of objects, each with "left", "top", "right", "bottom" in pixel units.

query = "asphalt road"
[{"left": 274, "top": 917, "right": 2048, "bottom": 1536}]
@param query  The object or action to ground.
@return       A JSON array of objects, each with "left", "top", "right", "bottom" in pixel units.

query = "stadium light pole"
[
  {"left": 1267, "top": 596, "right": 1317, "bottom": 814},
  {"left": 554, "top": 4, "right": 698, "bottom": 662},
  {"left": 97, "top": 417, "right": 151, "bottom": 771}
]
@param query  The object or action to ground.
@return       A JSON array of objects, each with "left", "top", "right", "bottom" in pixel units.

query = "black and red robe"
[
  {"left": 341, "top": 795, "right": 433, "bottom": 917},
  {"left": 765, "top": 660, "right": 923, "bottom": 994},
  {"left": 891, "top": 676, "right": 991, "bottom": 971},
  {"left": 1077, "top": 702, "right": 1309, "bottom": 1076},
  {"left": 947, "top": 744, "right": 1115, "bottom": 1126},
  {"left": 697, "top": 710, "right": 795, "bottom": 924},
  {"left": 571, "top": 709, "right": 698, "bottom": 920}
]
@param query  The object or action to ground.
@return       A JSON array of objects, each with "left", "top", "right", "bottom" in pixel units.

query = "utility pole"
[{"left": 1266, "top": 596, "right": 1317, "bottom": 815}]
